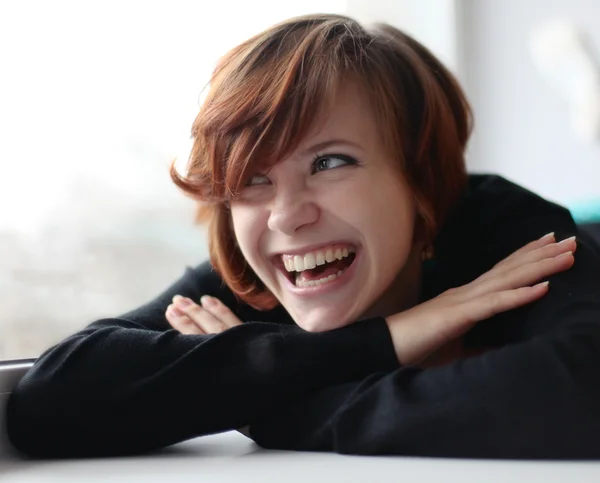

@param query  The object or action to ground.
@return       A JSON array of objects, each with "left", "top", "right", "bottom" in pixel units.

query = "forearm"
[
  {"left": 250, "top": 321, "right": 600, "bottom": 458},
  {"left": 6, "top": 317, "right": 398, "bottom": 458}
]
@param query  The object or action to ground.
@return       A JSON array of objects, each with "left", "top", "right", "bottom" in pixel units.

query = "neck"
[{"left": 361, "top": 243, "right": 424, "bottom": 320}]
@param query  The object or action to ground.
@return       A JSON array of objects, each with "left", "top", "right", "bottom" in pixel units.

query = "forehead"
[{"left": 298, "top": 81, "right": 378, "bottom": 150}]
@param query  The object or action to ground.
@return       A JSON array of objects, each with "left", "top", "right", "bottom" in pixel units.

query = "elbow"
[
  {"left": 5, "top": 377, "right": 126, "bottom": 459},
  {"left": 4, "top": 332, "right": 108, "bottom": 457},
  {"left": 4, "top": 348, "right": 93, "bottom": 458},
  {"left": 5, "top": 378, "right": 49, "bottom": 458}
]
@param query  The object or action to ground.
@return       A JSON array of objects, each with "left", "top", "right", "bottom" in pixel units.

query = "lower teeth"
[{"left": 295, "top": 270, "right": 345, "bottom": 288}]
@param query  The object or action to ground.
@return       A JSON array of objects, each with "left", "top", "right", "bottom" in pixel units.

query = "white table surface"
[
  {"left": 2, "top": 362, "right": 600, "bottom": 482},
  {"left": 2, "top": 430, "right": 600, "bottom": 483}
]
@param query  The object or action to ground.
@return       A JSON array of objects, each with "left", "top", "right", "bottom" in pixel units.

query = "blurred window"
[{"left": 0, "top": 0, "right": 346, "bottom": 359}]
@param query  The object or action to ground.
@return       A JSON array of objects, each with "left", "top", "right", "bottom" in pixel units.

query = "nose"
[{"left": 267, "top": 186, "right": 319, "bottom": 235}]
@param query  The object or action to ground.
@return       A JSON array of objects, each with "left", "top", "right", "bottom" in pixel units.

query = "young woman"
[{"left": 7, "top": 14, "right": 600, "bottom": 459}]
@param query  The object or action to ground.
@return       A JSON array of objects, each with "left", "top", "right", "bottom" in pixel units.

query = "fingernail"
[
  {"left": 201, "top": 295, "right": 215, "bottom": 307},
  {"left": 558, "top": 236, "right": 576, "bottom": 245},
  {"left": 167, "top": 304, "right": 184, "bottom": 316},
  {"left": 173, "top": 295, "right": 192, "bottom": 307},
  {"left": 558, "top": 250, "right": 573, "bottom": 258},
  {"left": 541, "top": 232, "right": 555, "bottom": 241},
  {"left": 534, "top": 281, "right": 549, "bottom": 289}
]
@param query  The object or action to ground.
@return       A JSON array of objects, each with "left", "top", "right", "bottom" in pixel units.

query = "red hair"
[{"left": 169, "top": 14, "right": 473, "bottom": 310}]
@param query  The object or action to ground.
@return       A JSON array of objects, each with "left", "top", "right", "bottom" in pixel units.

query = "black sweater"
[{"left": 6, "top": 174, "right": 600, "bottom": 459}]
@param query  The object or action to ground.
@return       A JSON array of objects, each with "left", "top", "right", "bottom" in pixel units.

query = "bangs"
[
  {"left": 189, "top": 15, "right": 371, "bottom": 203},
  {"left": 222, "top": 63, "right": 341, "bottom": 199}
]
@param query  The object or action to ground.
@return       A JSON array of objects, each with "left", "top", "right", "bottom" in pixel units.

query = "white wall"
[
  {"left": 460, "top": 0, "right": 600, "bottom": 205},
  {"left": 348, "top": 0, "right": 462, "bottom": 79},
  {"left": 350, "top": 1, "right": 600, "bottom": 206}
]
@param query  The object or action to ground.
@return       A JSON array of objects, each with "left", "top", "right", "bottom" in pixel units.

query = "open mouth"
[{"left": 277, "top": 245, "right": 358, "bottom": 289}]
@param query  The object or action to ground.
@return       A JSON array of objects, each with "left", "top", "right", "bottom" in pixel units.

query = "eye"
[
  {"left": 245, "top": 174, "right": 271, "bottom": 187},
  {"left": 311, "top": 154, "right": 357, "bottom": 174}
]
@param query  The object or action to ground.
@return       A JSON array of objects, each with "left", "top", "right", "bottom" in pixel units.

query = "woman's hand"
[
  {"left": 386, "top": 232, "right": 577, "bottom": 367},
  {"left": 166, "top": 295, "right": 242, "bottom": 334}
]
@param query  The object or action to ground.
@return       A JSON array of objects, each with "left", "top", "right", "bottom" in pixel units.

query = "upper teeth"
[{"left": 283, "top": 246, "right": 355, "bottom": 272}]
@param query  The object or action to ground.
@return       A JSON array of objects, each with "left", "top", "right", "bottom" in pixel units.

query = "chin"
[{"left": 292, "top": 309, "right": 355, "bottom": 333}]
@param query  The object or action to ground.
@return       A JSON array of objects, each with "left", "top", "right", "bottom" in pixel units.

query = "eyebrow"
[{"left": 299, "top": 138, "right": 364, "bottom": 157}]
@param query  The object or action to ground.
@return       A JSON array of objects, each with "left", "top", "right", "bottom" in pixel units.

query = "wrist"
[
  {"left": 384, "top": 312, "right": 409, "bottom": 365},
  {"left": 384, "top": 309, "right": 428, "bottom": 367}
]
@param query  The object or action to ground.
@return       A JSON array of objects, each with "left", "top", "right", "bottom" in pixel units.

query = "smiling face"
[{"left": 230, "top": 82, "right": 424, "bottom": 331}]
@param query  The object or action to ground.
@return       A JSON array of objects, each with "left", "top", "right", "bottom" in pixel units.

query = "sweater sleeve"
[
  {"left": 249, "top": 238, "right": 600, "bottom": 459},
  {"left": 6, "top": 262, "right": 399, "bottom": 458},
  {"left": 248, "top": 181, "right": 600, "bottom": 459}
]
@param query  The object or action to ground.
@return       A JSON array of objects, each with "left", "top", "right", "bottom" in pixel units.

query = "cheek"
[
  {"left": 230, "top": 206, "right": 266, "bottom": 264},
  {"left": 348, "top": 174, "right": 417, "bottom": 255},
  {"left": 326, "top": 173, "right": 415, "bottom": 237}
]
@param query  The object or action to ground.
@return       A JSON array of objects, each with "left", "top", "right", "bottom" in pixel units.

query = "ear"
[
  {"left": 411, "top": 213, "right": 436, "bottom": 262},
  {"left": 412, "top": 213, "right": 430, "bottom": 245}
]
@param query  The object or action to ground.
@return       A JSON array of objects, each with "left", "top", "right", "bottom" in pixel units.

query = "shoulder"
[
  {"left": 430, "top": 174, "right": 577, "bottom": 290},
  {"left": 438, "top": 173, "right": 576, "bottom": 258},
  {"left": 461, "top": 173, "right": 574, "bottom": 233}
]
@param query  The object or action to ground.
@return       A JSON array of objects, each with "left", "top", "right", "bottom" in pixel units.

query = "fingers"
[
  {"left": 166, "top": 304, "right": 205, "bottom": 335},
  {"left": 504, "top": 236, "right": 577, "bottom": 266},
  {"left": 504, "top": 249, "right": 575, "bottom": 289},
  {"left": 468, "top": 249, "right": 573, "bottom": 301},
  {"left": 494, "top": 236, "right": 576, "bottom": 276},
  {"left": 166, "top": 295, "right": 243, "bottom": 335},
  {"left": 459, "top": 281, "right": 550, "bottom": 325},
  {"left": 471, "top": 235, "right": 576, "bottom": 297},
  {"left": 519, "top": 236, "right": 577, "bottom": 263},
  {"left": 495, "top": 231, "right": 556, "bottom": 268},
  {"left": 198, "top": 296, "right": 243, "bottom": 329},
  {"left": 172, "top": 295, "right": 226, "bottom": 334}
]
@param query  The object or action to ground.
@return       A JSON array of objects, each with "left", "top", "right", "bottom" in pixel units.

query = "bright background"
[{"left": 1, "top": 0, "right": 599, "bottom": 359}]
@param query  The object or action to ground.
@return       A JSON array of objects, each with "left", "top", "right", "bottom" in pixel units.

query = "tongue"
[{"left": 296, "top": 257, "right": 351, "bottom": 283}]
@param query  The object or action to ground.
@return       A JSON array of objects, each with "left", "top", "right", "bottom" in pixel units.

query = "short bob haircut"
[{"left": 170, "top": 13, "right": 473, "bottom": 310}]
